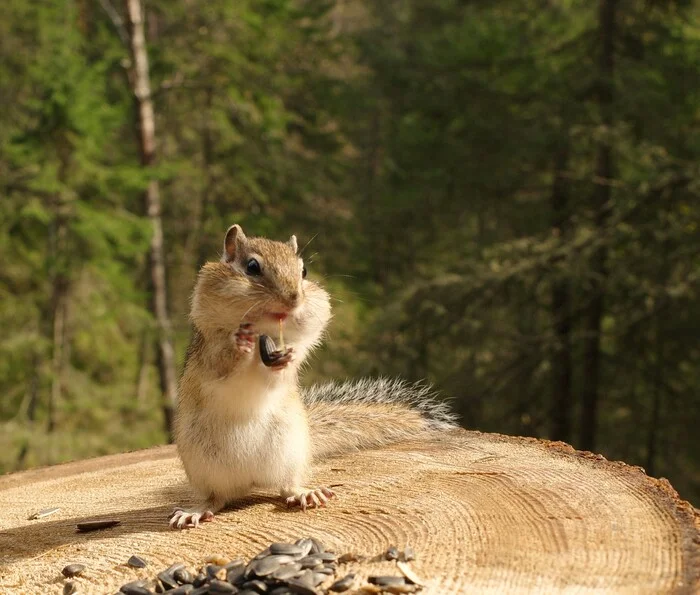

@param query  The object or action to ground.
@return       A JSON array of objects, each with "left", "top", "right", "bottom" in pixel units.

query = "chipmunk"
[{"left": 170, "top": 225, "right": 456, "bottom": 529}]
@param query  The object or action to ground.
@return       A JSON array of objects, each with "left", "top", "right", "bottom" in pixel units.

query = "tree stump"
[{"left": 0, "top": 429, "right": 698, "bottom": 593}]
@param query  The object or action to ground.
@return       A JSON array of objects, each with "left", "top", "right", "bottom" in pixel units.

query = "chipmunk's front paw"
[
  {"left": 284, "top": 487, "right": 335, "bottom": 511},
  {"left": 168, "top": 507, "right": 215, "bottom": 529},
  {"left": 235, "top": 323, "right": 256, "bottom": 354}
]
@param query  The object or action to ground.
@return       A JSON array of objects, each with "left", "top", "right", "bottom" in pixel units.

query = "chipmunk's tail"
[{"left": 302, "top": 378, "right": 458, "bottom": 460}]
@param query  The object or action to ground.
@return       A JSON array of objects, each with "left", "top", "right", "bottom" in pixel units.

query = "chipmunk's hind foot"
[
  {"left": 168, "top": 507, "right": 215, "bottom": 529},
  {"left": 282, "top": 486, "right": 335, "bottom": 511},
  {"left": 169, "top": 494, "right": 225, "bottom": 529}
]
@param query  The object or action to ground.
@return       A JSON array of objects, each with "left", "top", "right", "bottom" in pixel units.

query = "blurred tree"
[
  {"left": 0, "top": 0, "right": 698, "bottom": 506},
  {"left": 123, "top": 0, "right": 178, "bottom": 436},
  {"left": 0, "top": 0, "right": 157, "bottom": 465},
  {"left": 579, "top": 0, "right": 617, "bottom": 452},
  {"left": 334, "top": 0, "right": 700, "bottom": 499}
]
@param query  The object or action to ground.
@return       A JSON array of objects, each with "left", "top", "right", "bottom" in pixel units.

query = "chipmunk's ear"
[
  {"left": 223, "top": 224, "right": 247, "bottom": 262},
  {"left": 287, "top": 235, "right": 298, "bottom": 254}
]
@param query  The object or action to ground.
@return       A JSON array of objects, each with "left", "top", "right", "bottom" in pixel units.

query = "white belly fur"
[{"left": 178, "top": 358, "right": 309, "bottom": 501}]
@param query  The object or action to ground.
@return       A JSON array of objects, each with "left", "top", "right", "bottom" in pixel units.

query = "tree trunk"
[
  {"left": 550, "top": 138, "right": 573, "bottom": 443},
  {"left": 124, "top": 0, "right": 178, "bottom": 438},
  {"left": 135, "top": 330, "right": 151, "bottom": 403},
  {"left": 47, "top": 280, "right": 67, "bottom": 434},
  {"left": 645, "top": 326, "right": 663, "bottom": 477},
  {"left": 645, "top": 253, "right": 668, "bottom": 476},
  {"left": 183, "top": 87, "right": 213, "bottom": 276},
  {"left": 47, "top": 138, "right": 72, "bottom": 438},
  {"left": 2, "top": 432, "right": 698, "bottom": 592},
  {"left": 16, "top": 355, "right": 41, "bottom": 469},
  {"left": 365, "top": 109, "right": 385, "bottom": 287},
  {"left": 580, "top": 0, "right": 616, "bottom": 452}
]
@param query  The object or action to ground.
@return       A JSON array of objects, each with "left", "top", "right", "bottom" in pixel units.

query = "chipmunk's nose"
[{"left": 287, "top": 291, "right": 299, "bottom": 306}]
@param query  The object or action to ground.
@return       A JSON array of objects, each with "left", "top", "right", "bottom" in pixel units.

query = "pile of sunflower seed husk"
[{"left": 108, "top": 538, "right": 422, "bottom": 595}]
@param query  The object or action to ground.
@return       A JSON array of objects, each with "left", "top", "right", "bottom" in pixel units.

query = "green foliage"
[{"left": 0, "top": 0, "right": 699, "bottom": 507}]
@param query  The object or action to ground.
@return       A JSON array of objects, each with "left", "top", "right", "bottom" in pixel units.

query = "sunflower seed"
[
  {"left": 309, "top": 539, "right": 325, "bottom": 554},
  {"left": 249, "top": 557, "right": 280, "bottom": 577},
  {"left": 329, "top": 574, "right": 355, "bottom": 592},
  {"left": 173, "top": 568, "right": 194, "bottom": 584},
  {"left": 189, "top": 587, "right": 210, "bottom": 595},
  {"left": 396, "top": 561, "right": 424, "bottom": 586},
  {"left": 158, "top": 568, "right": 180, "bottom": 590},
  {"left": 259, "top": 335, "right": 285, "bottom": 367},
  {"left": 128, "top": 555, "right": 148, "bottom": 569},
  {"left": 120, "top": 580, "right": 151, "bottom": 595},
  {"left": 270, "top": 543, "right": 304, "bottom": 556},
  {"left": 271, "top": 563, "right": 302, "bottom": 581},
  {"left": 383, "top": 585, "right": 420, "bottom": 594},
  {"left": 206, "top": 564, "right": 227, "bottom": 581},
  {"left": 170, "top": 586, "right": 194, "bottom": 595},
  {"left": 63, "top": 582, "right": 77, "bottom": 595},
  {"left": 293, "top": 539, "right": 313, "bottom": 558},
  {"left": 209, "top": 580, "right": 237, "bottom": 593},
  {"left": 192, "top": 573, "right": 207, "bottom": 587},
  {"left": 242, "top": 579, "right": 268, "bottom": 593},
  {"left": 205, "top": 564, "right": 220, "bottom": 577},
  {"left": 225, "top": 559, "right": 245, "bottom": 570},
  {"left": 298, "top": 557, "right": 322, "bottom": 569},
  {"left": 368, "top": 576, "right": 406, "bottom": 586},
  {"left": 227, "top": 565, "right": 245, "bottom": 584},
  {"left": 285, "top": 579, "right": 320, "bottom": 595},
  {"left": 311, "top": 573, "right": 327, "bottom": 587},
  {"left": 29, "top": 507, "right": 61, "bottom": 520},
  {"left": 62, "top": 564, "right": 86, "bottom": 578},
  {"left": 258, "top": 555, "right": 297, "bottom": 576},
  {"left": 166, "top": 563, "right": 186, "bottom": 574},
  {"left": 253, "top": 547, "right": 271, "bottom": 560},
  {"left": 295, "top": 570, "right": 315, "bottom": 587},
  {"left": 76, "top": 519, "right": 121, "bottom": 532}
]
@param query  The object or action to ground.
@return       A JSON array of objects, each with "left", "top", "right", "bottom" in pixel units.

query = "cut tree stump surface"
[{"left": 0, "top": 429, "right": 698, "bottom": 594}]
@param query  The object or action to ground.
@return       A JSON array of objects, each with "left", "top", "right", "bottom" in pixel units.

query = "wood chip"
[
  {"left": 205, "top": 554, "right": 231, "bottom": 566},
  {"left": 385, "top": 546, "right": 399, "bottom": 561}
]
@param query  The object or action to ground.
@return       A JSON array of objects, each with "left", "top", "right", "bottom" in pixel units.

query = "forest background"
[{"left": 1, "top": 0, "right": 699, "bottom": 506}]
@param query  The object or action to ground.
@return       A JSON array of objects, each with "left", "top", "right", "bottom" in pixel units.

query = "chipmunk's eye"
[
  {"left": 246, "top": 258, "right": 262, "bottom": 276},
  {"left": 302, "top": 265, "right": 307, "bottom": 278}
]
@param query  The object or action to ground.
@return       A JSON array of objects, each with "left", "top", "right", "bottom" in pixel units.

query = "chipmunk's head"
[
  {"left": 191, "top": 225, "right": 331, "bottom": 349},
  {"left": 221, "top": 223, "right": 305, "bottom": 313}
]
